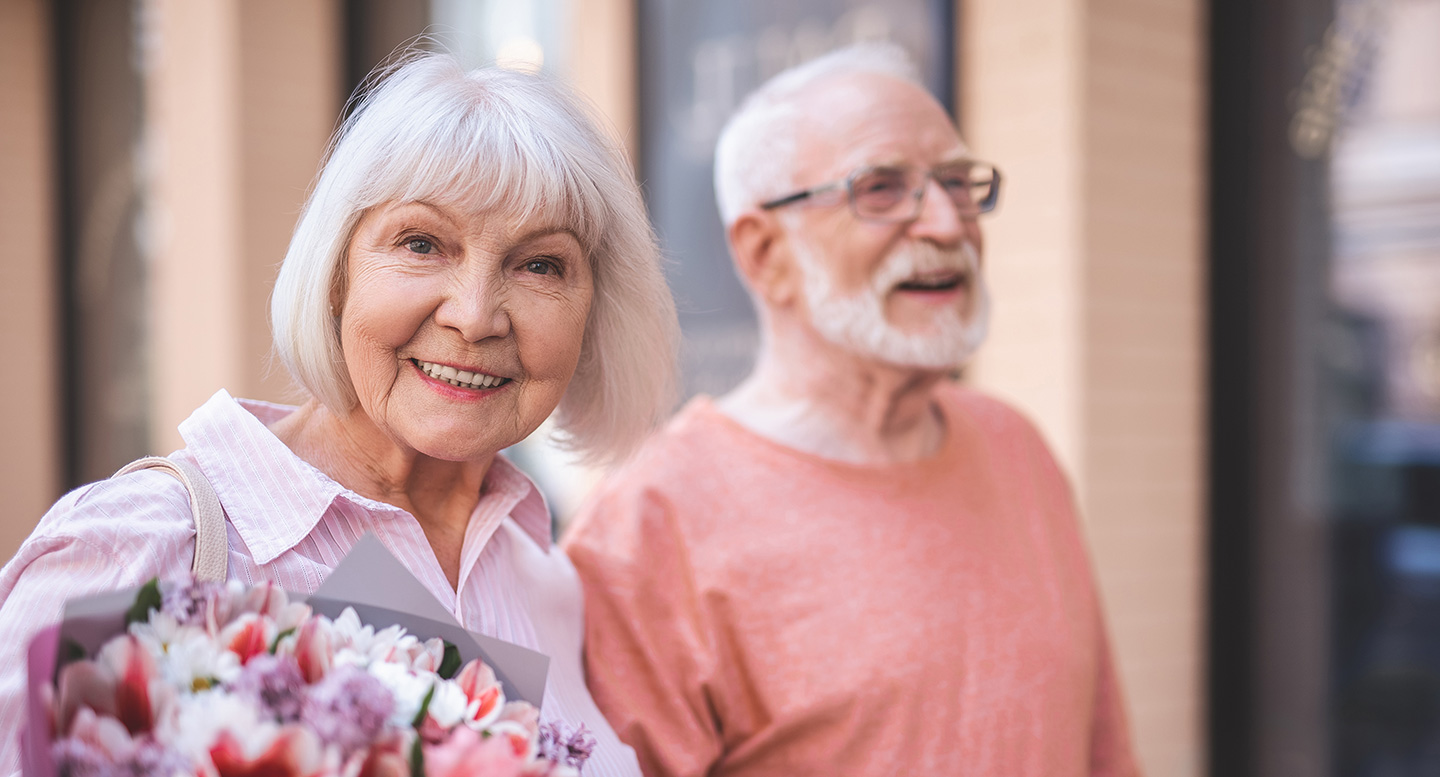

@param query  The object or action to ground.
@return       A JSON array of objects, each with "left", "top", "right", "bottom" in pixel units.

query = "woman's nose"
[{"left": 433, "top": 267, "right": 511, "bottom": 342}]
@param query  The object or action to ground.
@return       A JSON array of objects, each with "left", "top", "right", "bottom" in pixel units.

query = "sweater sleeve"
[
  {"left": 1089, "top": 621, "right": 1143, "bottom": 777},
  {"left": 562, "top": 483, "right": 724, "bottom": 777}
]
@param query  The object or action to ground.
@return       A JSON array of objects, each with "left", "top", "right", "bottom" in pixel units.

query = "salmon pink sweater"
[{"left": 564, "top": 384, "right": 1140, "bottom": 777}]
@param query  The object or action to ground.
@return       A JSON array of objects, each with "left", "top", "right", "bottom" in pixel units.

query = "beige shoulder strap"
[{"left": 113, "top": 456, "right": 229, "bottom": 583}]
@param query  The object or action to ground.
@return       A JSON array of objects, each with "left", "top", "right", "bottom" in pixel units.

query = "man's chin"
[{"left": 873, "top": 310, "right": 990, "bottom": 370}]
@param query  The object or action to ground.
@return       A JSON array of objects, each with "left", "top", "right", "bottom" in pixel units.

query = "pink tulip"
[
  {"left": 497, "top": 702, "right": 539, "bottom": 738},
  {"left": 353, "top": 732, "right": 410, "bottom": 777},
  {"left": 424, "top": 726, "right": 527, "bottom": 777},
  {"left": 222, "top": 613, "right": 272, "bottom": 665},
  {"left": 56, "top": 634, "right": 170, "bottom": 737},
  {"left": 208, "top": 724, "right": 324, "bottom": 777},
  {"left": 454, "top": 660, "right": 505, "bottom": 729},
  {"left": 291, "top": 618, "right": 333, "bottom": 684}
]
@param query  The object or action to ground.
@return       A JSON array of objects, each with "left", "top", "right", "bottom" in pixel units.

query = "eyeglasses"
[{"left": 759, "top": 160, "right": 1002, "bottom": 222}]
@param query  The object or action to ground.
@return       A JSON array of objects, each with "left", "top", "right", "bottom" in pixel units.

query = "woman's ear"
[{"left": 728, "top": 211, "right": 801, "bottom": 308}]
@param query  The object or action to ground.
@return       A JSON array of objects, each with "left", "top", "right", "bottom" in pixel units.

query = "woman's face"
[{"left": 336, "top": 199, "right": 593, "bottom": 462}]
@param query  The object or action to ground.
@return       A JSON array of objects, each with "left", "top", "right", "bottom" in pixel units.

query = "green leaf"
[
  {"left": 438, "top": 641, "right": 461, "bottom": 680},
  {"left": 53, "top": 638, "right": 87, "bottom": 683},
  {"left": 59, "top": 639, "right": 86, "bottom": 665},
  {"left": 409, "top": 735, "right": 425, "bottom": 777},
  {"left": 124, "top": 579, "right": 163, "bottom": 626},
  {"left": 411, "top": 683, "right": 437, "bottom": 728},
  {"left": 269, "top": 627, "right": 295, "bottom": 654}
]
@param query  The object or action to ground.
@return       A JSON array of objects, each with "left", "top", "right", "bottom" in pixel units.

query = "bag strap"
[{"left": 113, "top": 456, "right": 229, "bottom": 583}]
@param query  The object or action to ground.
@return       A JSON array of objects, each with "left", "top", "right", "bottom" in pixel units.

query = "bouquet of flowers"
[
  {"left": 28, "top": 577, "right": 592, "bottom": 777},
  {"left": 22, "top": 537, "right": 595, "bottom": 777}
]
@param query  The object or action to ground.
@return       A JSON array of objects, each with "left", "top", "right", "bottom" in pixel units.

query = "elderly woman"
[{"left": 0, "top": 53, "right": 675, "bottom": 775}]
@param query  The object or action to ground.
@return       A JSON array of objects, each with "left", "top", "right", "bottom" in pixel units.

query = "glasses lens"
[
  {"left": 934, "top": 162, "right": 996, "bottom": 215},
  {"left": 848, "top": 167, "right": 915, "bottom": 218}
]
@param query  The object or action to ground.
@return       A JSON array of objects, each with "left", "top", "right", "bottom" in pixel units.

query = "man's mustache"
[{"left": 871, "top": 242, "right": 981, "bottom": 294}]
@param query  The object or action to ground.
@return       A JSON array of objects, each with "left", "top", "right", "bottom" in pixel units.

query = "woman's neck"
[{"left": 268, "top": 399, "right": 492, "bottom": 588}]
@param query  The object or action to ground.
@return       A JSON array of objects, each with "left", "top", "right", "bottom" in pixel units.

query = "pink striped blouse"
[{"left": 0, "top": 389, "right": 639, "bottom": 776}]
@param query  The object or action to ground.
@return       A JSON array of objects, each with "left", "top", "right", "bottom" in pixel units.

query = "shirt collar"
[
  {"left": 177, "top": 390, "right": 554, "bottom": 565},
  {"left": 483, "top": 453, "right": 554, "bottom": 548},
  {"left": 178, "top": 390, "right": 348, "bottom": 564}
]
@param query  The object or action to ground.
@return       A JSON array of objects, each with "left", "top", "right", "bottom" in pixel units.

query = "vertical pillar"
[
  {"left": 0, "top": 0, "right": 60, "bottom": 561},
  {"left": 570, "top": 0, "right": 639, "bottom": 162},
  {"left": 964, "top": 1, "right": 1207, "bottom": 775},
  {"left": 144, "top": 0, "right": 339, "bottom": 451}
]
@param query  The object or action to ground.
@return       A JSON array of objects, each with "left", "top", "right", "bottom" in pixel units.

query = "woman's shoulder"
[
  {"left": 0, "top": 463, "right": 207, "bottom": 621},
  {"left": 31, "top": 465, "right": 199, "bottom": 550}
]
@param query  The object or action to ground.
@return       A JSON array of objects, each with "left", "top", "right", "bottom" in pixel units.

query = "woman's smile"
[{"left": 409, "top": 357, "right": 513, "bottom": 390}]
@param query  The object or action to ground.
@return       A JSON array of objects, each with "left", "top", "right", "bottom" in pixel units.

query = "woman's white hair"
[
  {"left": 271, "top": 52, "right": 678, "bottom": 465},
  {"left": 713, "top": 42, "right": 924, "bottom": 227}
]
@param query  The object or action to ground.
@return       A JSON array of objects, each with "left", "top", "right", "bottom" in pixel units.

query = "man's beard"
[{"left": 792, "top": 239, "right": 991, "bottom": 370}]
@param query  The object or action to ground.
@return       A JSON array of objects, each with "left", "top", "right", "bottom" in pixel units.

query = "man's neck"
[{"left": 716, "top": 329, "right": 950, "bottom": 465}]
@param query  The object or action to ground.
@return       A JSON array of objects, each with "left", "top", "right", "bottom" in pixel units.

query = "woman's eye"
[
  {"left": 405, "top": 238, "right": 435, "bottom": 255},
  {"left": 525, "top": 259, "right": 558, "bottom": 276}
]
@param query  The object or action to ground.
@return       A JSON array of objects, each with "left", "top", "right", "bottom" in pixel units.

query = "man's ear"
[{"left": 729, "top": 211, "right": 801, "bottom": 308}]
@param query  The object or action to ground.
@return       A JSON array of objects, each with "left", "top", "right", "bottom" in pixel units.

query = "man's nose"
[
  {"left": 907, "top": 176, "right": 967, "bottom": 247},
  {"left": 434, "top": 266, "right": 512, "bottom": 342}
]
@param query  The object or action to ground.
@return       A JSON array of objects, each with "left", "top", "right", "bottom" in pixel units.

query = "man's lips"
[
  {"left": 894, "top": 271, "right": 969, "bottom": 293},
  {"left": 410, "top": 358, "right": 511, "bottom": 390}
]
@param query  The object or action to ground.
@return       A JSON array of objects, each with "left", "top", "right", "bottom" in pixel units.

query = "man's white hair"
[
  {"left": 713, "top": 42, "right": 924, "bottom": 227},
  {"left": 271, "top": 52, "right": 678, "bottom": 465}
]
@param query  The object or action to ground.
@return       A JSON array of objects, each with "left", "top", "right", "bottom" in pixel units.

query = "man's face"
[{"left": 778, "top": 75, "right": 989, "bottom": 370}]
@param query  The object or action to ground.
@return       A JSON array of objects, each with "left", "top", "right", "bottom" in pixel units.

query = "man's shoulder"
[
  {"left": 937, "top": 382, "right": 1047, "bottom": 440},
  {"left": 602, "top": 396, "right": 753, "bottom": 487},
  {"left": 565, "top": 398, "right": 742, "bottom": 545},
  {"left": 935, "top": 382, "right": 1073, "bottom": 478}
]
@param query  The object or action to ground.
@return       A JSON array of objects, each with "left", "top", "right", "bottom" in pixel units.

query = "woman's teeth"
[{"left": 412, "top": 359, "right": 507, "bottom": 389}]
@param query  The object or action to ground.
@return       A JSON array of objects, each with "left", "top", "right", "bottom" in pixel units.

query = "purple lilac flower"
[
  {"left": 126, "top": 740, "right": 194, "bottom": 776},
  {"left": 54, "top": 736, "right": 192, "bottom": 777},
  {"left": 538, "top": 721, "right": 597, "bottom": 772},
  {"left": 160, "top": 578, "right": 225, "bottom": 626},
  {"left": 52, "top": 737, "right": 109, "bottom": 777},
  {"left": 300, "top": 664, "right": 395, "bottom": 756},
  {"left": 230, "top": 653, "right": 307, "bottom": 722}
]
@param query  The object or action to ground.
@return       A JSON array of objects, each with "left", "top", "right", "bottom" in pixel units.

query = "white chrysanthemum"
[
  {"left": 425, "top": 680, "right": 470, "bottom": 728},
  {"left": 157, "top": 630, "right": 242, "bottom": 692},
  {"left": 129, "top": 611, "right": 203, "bottom": 658},
  {"left": 331, "top": 646, "right": 371, "bottom": 670},
  {"left": 366, "top": 660, "right": 435, "bottom": 727},
  {"left": 331, "top": 607, "right": 410, "bottom": 660},
  {"left": 161, "top": 689, "right": 276, "bottom": 763}
]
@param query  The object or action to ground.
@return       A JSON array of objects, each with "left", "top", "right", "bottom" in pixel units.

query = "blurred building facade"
[{"left": 8, "top": 1, "right": 1435, "bottom": 776}]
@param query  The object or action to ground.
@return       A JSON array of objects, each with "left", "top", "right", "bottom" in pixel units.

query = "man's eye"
[
  {"left": 855, "top": 173, "right": 906, "bottom": 194},
  {"left": 405, "top": 238, "right": 435, "bottom": 254}
]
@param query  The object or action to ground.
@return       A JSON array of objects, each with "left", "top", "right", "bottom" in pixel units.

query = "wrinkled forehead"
[{"left": 792, "top": 74, "right": 968, "bottom": 180}]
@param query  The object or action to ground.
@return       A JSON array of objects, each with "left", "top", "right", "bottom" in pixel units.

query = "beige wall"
[
  {"left": 570, "top": 0, "right": 639, "bottom": 162},
  {"left": 145, "top": 0, "right": 339, "bottom": 452},
  {"left": 964, "top": 1, "right": 1207, "bottom": 775},
  {"left": 0, "top": 0, "right": 60, "bottom": 562},
  {"left": 0, "top": 0, "right": 338, "bottom": 562}
]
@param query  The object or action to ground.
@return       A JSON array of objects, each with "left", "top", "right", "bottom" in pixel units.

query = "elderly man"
[{"left": 563, "top": 44, "right": 1139, "bottom": 777}]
